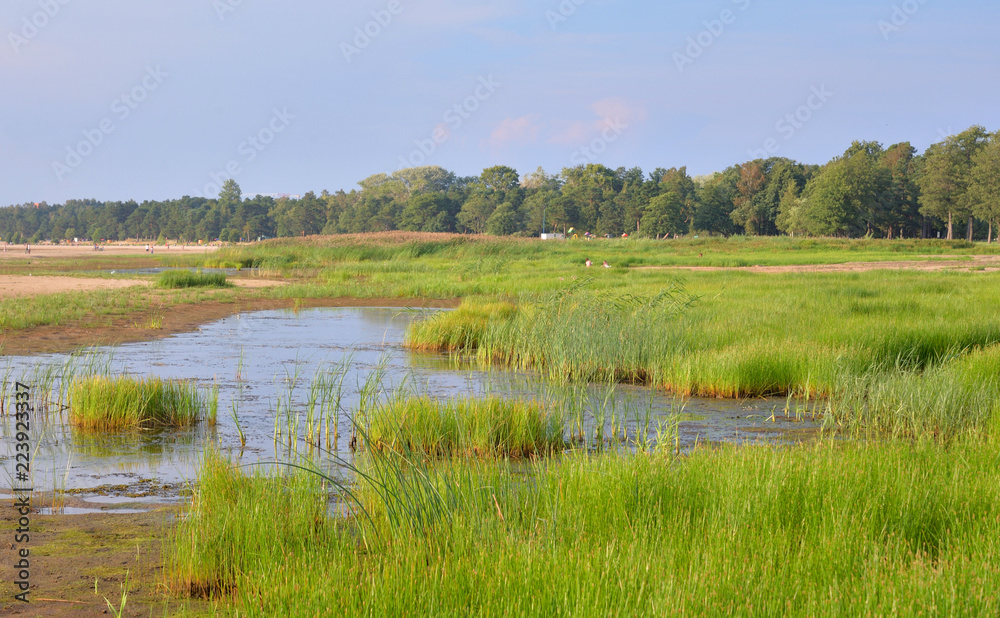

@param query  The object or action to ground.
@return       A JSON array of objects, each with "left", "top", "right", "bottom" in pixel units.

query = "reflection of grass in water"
[
  {"left": 170, "top": 437, "right": 1000, "bottom": 614},
  {"left": 69, "top": 376, "right": 214, "bottom": 431}
]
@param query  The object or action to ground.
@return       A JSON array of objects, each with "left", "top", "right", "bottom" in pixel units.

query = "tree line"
[{"left": 3, "top": 125, "right": 999, "bottom": 244}]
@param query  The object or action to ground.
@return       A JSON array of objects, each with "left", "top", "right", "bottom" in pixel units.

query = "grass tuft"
[
  {"left": 69, "top": 375, "right": 211, "bottom": 431},
  {"left": 156, "top": 270, "right": 230, "bottom": 289},
  {"left": 363, "top": 396, "right": 564, "bottom": 458}
]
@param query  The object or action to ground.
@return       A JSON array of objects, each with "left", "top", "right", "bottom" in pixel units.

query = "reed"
[
  {"left": 156, "top": 270, "right": 230, "bottom": 289},
  {"left": 170, "top": 437, "right": 1000, "bottom": 615},
  {"left": 363, "top": 396, "right": 565, "bottom": 458},
  {"left": 68, "top": 375, "right": 210, "bottom": 431}
]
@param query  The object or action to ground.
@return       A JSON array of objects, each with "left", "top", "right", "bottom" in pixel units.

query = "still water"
[{"left": 0, "top": 307, "right": 821, "bottom": 506}]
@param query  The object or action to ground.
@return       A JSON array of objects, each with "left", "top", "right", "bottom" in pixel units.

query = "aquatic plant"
[
  {"left": 69, "top": 375, "right": 210, "bottom": 431},
  {"left": 362, "top": 396, "right": 565, "bottom": 458}
]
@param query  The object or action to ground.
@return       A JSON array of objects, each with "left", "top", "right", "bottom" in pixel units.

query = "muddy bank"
[{"left": 0, "top": 495, "right": 213, "bottom": 616}]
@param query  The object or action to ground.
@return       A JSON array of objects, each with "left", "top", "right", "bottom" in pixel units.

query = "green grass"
[
  {"left": 156, "top": 270, "right": 230, "bottom": 289},
  {"left": 170, "top": 438, "right": 1000, "bottom": 615},
  {"left": 69, "top": 375, "right": 216, "bottom": 431},
  {"left": 407, "top": 270, "right": 1000, "bottom": 441},
  {"left": 362, "top": 396, "right": 565, "bottom": 458}
]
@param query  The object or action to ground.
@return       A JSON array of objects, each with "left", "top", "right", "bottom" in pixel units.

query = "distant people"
[
  {"left": 602, "top": 260, "right": 610, "bottom": 268},
  {"left": 585, "top": 259, "right": 592, "bottom": 268}
]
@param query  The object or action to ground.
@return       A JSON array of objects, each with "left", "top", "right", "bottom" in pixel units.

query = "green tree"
[
  {"left": 775, "top": 182, "right": 808, "bottom": 236},
  {"left": 694, "top": 174, "right": 739, "bottom": 237},
  {"left": 485, "top": 202, "right": 520, "bottom": 235},
  {"left": 880, "top": 142, "right": 922, "bottom": 239},
  {"left": 639, "top": 191, "right": 687, "bottom": 237},
  {"left": 917, "top": 126, "right": 990, "bottom": 240},
  {"left": 456, "top": 197, "right": 495, "bottom": 234},
  {"left": 969, "top": 132, "right": 1000, "bottom": 242},
  {"left": 401, "top": 193, "right": 455, "bottom": 232}
]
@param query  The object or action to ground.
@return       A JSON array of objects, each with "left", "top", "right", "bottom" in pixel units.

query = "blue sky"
[{"left": 1, "top": 0, "right": 997, "bottom": 205}]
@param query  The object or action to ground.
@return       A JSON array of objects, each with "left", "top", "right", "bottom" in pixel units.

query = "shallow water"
[
  {"left": 99, "top": 266, "right": 252, "bottom": 276},
  {"left": 0, "top": 307, "right": 822, "bottom": 505}
]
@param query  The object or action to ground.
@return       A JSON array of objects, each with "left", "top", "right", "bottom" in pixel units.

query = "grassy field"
[
  {"left": 407, "top": 270, "right": 1000, "bottom": 439},
  {"left": 170, "top": 439, "right": 1000, "bottom": 616},
  {"left": 8, "top": 233, "right": 1000, "bottom": 614}
]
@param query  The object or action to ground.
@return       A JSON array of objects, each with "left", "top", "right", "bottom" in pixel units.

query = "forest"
[{"left": 3, "top": 125, "right": 999, "bottom": 244}]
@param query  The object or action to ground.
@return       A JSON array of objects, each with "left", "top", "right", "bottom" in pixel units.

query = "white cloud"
[
  {"left": 549, "top": 97, "right": 646, "bottom": 145},
  {"left": 487, "top": 115, "right": 542, "bottom": 148}
]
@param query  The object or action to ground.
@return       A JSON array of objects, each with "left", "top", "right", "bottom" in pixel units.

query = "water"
[
  {"left": 0, "top": 307, "right": 822, "bottom": 505},
  {"left": 100, "top": 267, "right": 253, "bottom": 276}
]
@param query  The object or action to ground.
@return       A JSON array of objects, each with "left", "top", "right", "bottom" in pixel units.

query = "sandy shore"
[
  {"left": 635, "top": 255, "right": 1000, "bottom": 273},
  {"left": 0, "top": 243, "right": 219, "bottom": 260}
]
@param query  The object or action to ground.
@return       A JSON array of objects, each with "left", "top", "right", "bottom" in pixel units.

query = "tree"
[
  {"left": 400, "top": 193, "right": 455, "bottom": 232},
  {"left": 219, "top": 179, "right": 242, "bottom": 210},
  {"left": 485, "top": 202, "right": 520, "bottom": 235},
  {"left": 917, "top": 126, "right": 990, "bottom": 240},
  {"left": 796, "top": 143, "right": 891, "bottom": 237},
  {"left": 730, "top": 162, "right": 768, "bottom": 234},
  {"left": 880, "top": 142, "right": 922, "bottom": 239},
  {"left": 393, "top": 166, "right": 457, "bottom": 195},
  {"left": 456, "top": 197, "right": 495, "bottom": 234},
  {"left": 694, "top": 174, "right": 739, "bottom": 237},
  {"left": 775, "top": 182, "right": 808, "bottom": 236},
  {"left": 969, "top": 132, "right": 1000, "bottom": 242},
  {"left": 639, "top": 191, "right": 687, "bottom": 237}
]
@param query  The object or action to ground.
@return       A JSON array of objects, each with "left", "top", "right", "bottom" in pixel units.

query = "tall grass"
[
  {"left": 69, "top": 376, "right": 213, "bottom": 431},
  {"left": 408, "top": 270, "right": 1000, "bottom": 440},
  {"left": 363, "top": 396, "right": 564, "bottom": 458},
  {"left": 156, "top": 270, "right": 230, "bottom": 289},
  {"left": 169, "top": 449, "right": 330, "bottom": 600},
  {"left": 170, "top": 438, "right": 1000, "bottom": 615}
]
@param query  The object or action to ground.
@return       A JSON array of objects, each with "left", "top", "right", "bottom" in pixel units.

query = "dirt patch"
[
  {"left": 0, "top": 495, "right": 212, "bottom": 616},
  {"left": 636, "top": 255, "right": 1000, "bottom": 274},
  {"left": 0, "top": 276, "right": 150, "bottom": 299},
  {"left": 0, "top": 275, "right": 284, "bottom": 300},
  {"left": 0, "top": 296, "right": 459, "bottom": 356}
]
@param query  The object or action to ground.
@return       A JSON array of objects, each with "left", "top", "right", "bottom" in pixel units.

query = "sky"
[{"left": 1, "top": 0, "right": 997, "bottom": 206}]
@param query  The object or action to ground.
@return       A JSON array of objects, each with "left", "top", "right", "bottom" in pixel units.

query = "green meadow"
[
  {"left": 14, "top": 234, "right": 1000, "bottom": 615},
  {"left": 171, "top": 439, "right": 1000, "bottom": 616}
]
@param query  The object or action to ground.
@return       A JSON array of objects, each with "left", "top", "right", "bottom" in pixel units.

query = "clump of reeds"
[
  {"left": 69, "top": 376, "right": 211, "bottom": 431},
  {"left": 169, "top": 449, "right": 328, "bottom": 601},
  {"left": 362, "top": 396, "right": 564, "bottom": 458},
  {"left": 156, "top": 270, "right": 230, "bottom": 289}
]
